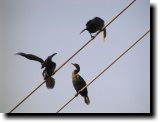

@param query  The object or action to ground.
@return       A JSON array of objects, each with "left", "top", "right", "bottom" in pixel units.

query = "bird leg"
[
  {"left": 90, "top": 33, "right": 95, "bottom": 39},
  {"left": 75, "top": 90, "right": 81, "bottom": 97}
]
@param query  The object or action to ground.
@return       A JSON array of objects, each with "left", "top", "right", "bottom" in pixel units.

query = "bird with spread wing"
[{"left": 16, "top": 52, "right": 57, "bottom": 89}]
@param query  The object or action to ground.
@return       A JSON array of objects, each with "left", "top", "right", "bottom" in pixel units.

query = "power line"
[
  {"left": 53, "top": 0, "right": 136, "bottom": 74},
  {"left": 9, "top": 81, "right": 45, "bottom": 113},
  {"left": 9, "top": 0, "right": 136, "bottom": 113},
  {"left": 56, "top": 29, "right": 150, "bottom": 113}
]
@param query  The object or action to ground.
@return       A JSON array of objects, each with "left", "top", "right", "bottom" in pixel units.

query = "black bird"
[
  {"left": 44, "top": 76, "right": 55, "bottom": 89},
  {"left": 71, "top": 63, "right": 90, "bottom": 105},
  {"left": 41, "top": 53, "right": 57, "bottom": 78},
  {"left": 80, "top": 17, "right": 106, "bottom": 40},
  {"left": 16, "top": 52, "right": 57, "bottom": 89}
]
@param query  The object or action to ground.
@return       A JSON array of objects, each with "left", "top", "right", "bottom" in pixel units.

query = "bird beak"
[
  {"left": 80, "top": 28, "right": 86, "bottom": 34},
  {"left": 15, "top": 53, "right": 19, "bottom": 55},
  {"left": 71, "top": 63, "right": 75, "bottom": 66},
  {"left": 15, "top": 52, "right": 22, "bottom": 56}
]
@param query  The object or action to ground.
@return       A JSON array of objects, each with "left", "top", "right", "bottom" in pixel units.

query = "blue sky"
[{"left": 0, "top": 0, "right": 150, "bottom": 113}]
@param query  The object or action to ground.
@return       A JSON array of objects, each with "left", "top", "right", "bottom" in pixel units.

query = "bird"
[
  {"left": 44, "top": 76, "right": 55, "bottom": 89},
  {"left": 16, "top": 52, "right": 57, "bottom": 89},
  {"left": 80, "top": 17, "right": 106, "bottom": 40},
  {"left": 71, "top": 63, "right": 90, "bottom": 105}
]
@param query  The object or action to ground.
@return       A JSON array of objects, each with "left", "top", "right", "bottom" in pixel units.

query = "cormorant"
[
  {"left": 71, "top": 63, "right": 90, "bottom": 105},
  {"left": 16, "top": 52, "right": 57, "bottom": 89},
  {"left": 80, "top": 17, "right": 106, "bottom": 40}
]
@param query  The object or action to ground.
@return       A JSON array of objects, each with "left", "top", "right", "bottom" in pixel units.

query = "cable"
[
  {"left": 56, "top": 29, "right": 150, "bottom": 113},
  {"left": 53, "top": 0, "right": 136, "bottom": 74},
  {"left": 9, "top": 0, "right": 136, "bottom": 113},
  {"left": 9, "top": 81, "right": 45, "bottom": 113}
]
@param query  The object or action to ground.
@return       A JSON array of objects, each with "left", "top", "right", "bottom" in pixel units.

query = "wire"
[
  {"left": 56, "top": 29, "right": 150, "bottom": 113},
  {"left": 9, "top": 0, "right": 136, "bottom": 113},
  {"left": 53, "top": 0, "right": 136, "bottom": 74},
  {"left": 9, "top": 81, "right": 45, "bottom": 113}
]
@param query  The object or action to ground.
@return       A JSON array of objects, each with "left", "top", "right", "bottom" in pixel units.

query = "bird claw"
[
  {"left": 75, "top": 93, "right": 78, "bottom": 97},
  {"left": 91, "top": 35, "right": 95, "bottom": 39},
  {"left": 75, "top": 90, "right": 81, "bottom": 97},
  {"left": 89, "top": 33, "right": 95, "bottom": 39}
]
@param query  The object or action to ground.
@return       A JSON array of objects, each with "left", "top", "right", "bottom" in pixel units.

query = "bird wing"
[
  {"left": 77, "top": 75, "right": 87, "bottom": 89},
  {"left": 77, "top": 75, "right": 88, "bottom": 95},
  {"left": 16, "top": 52, "right": 44, "bottom": 64}
]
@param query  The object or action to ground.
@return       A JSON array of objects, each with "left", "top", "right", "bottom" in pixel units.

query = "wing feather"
[{"left": 16, "top": 52, "right": 44, "bottom": 64}]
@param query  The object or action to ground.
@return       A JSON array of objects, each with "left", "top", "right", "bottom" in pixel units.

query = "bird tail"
[
  {"left": 45, "top": 77, "right": 55, "bottom": 89},
  {"left": 84, "top": 96, "right": 90, "bottom": 105},
  {"left": 102, "top": 28, "right": 107, "bottom": 41},
  {"left": 80, "top": 28, "right": 87, "bottom": 34}
]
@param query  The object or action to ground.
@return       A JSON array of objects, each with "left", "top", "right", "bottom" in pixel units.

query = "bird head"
[
  {"left": 71, "top": 63, "right": 80, "bottom": 69},
  {"left": 41, "top": 53, "right": 57, "bottom": 69},
  {"left": 48, "top": 53, "right": 57, "bottom": 60}
]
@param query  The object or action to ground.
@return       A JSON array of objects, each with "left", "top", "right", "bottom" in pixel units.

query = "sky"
[{"left": 0, "top": 0, "right": 150, "bottom": 113}]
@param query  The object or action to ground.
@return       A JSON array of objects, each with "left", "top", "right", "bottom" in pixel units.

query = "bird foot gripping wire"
[
  {"left": 90, "top": 34, "right": 95, "bottom": 39},
  {"left": 75, "top": 90, "right": 81, "bottom": 97}
]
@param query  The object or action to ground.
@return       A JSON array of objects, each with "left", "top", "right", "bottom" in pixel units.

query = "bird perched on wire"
[
  {"left": 71, "top": 63, "right": 90, "bottom": 105},
  {"left": 80, "top": 17, "right": 106, "bottom": 40},
  {"left": 16, "top": 52, "right": 57, "bottom": 89}
]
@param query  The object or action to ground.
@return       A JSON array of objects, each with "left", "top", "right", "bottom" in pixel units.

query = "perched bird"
[
  {"left": 80, "top": 17, "right": 106, "bottom": 40},
  {"left": 16, "top": 52, "right": 57, "bottom": 89},
  {"left": 71, "top": 63, "right": 90, "bottom": 105}
]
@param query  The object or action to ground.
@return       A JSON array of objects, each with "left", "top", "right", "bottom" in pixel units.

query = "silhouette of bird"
[
  {"left": 44, "top": 76, "right": 55, "bottom": 89},
  {"left": 16, "top": 52, "right": 57, "bottom": 89},
  {"left": 71, "top": 63, "right": 90, "bottom": 105},
  {"left": 80, "top": 17, "right": 106, "bottom": 40}
]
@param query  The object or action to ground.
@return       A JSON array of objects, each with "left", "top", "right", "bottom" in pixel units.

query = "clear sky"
[{"left": 0, "top": 0, "right": 150, "bottom": 113}]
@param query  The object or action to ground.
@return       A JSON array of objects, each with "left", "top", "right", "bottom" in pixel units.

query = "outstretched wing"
[
  {"left": 16, "top": 52, "right": 44, "bottom": 64},
  {"left": 77, "top": 75, "right": 88, "bottom": 96}
]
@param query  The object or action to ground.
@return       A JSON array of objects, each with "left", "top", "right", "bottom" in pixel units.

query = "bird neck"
[{"left": 74, "top": 67, "right": 80, "bottom": 74}]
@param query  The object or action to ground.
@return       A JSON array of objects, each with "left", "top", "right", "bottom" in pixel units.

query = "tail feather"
[
  {"left": 45, "top": 77, "right": 55, "bottom": 89},
  {"left": 102, "top": 28, "right": 107, "bottom": 41},
  {"left": 84, "top": 96, "right": 90, "bottom": 105}
]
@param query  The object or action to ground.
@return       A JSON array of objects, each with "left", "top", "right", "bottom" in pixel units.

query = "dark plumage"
[
  {"left": 16, "top": 53, "right": 44, "bottom": 65},
  {"left": 80, "top": 17, "right": 106, "bottom": 40},
  {"left": 44, "top": 77, "right": 55, "bottom": 89},
  {"left": 71, "top": 63, "right": 90, "bottom": 105},
  {"left": 16, "top": 52, "right": 57, "bottom": 89}
]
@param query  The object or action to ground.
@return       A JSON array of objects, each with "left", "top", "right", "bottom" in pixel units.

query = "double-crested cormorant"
[
  {"left": 80, "top": 17, "right": 106, "bottom": 40},
  {"left": 16, "top": 52, "right": 57, "bottom": 89},
  {"left": 71, "top": 63, "right": 90, "bottom": 105}
]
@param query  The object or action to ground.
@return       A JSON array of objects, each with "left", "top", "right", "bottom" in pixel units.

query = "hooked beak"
[
  {"left": 80, "top": 28, "right": 87, "bottom": 34},
  {"left": 71, "top": 63, "right": 75, "bottom": 66},
  {"left": 15, "top": 53, "right": 19, "bottom": 56}
]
